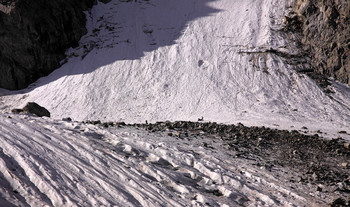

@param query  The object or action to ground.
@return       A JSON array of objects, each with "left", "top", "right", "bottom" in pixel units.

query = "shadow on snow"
[{"left": 2, "top": 0, "right": 219, "bottom": 95}]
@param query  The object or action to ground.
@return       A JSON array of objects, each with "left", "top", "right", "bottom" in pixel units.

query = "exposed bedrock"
[
  {"left": 0, "top": 0, "right": 112, "bottom": 90},
  {"left": 292, "top": 0, "right": 350, "bottom": 85}
]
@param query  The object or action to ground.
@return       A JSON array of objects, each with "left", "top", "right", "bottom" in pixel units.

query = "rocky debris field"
[{"left": 82, "top": 119, "right": 350, "bottom": 206}]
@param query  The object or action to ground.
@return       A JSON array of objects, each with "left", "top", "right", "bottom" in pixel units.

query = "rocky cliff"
[
  {"left": 292, "top": 0, "right": 350, "bottom": 85},
  {"left": 0, "top": 0, "right": 101, "bottom": 90}
]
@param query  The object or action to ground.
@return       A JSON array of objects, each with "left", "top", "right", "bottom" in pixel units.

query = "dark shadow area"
[
  {"left": 0, "top": 0, "right": 97, "bottom": 90},
  {"left": 3, "top": 0, "right": 219, "bottom": 94}
]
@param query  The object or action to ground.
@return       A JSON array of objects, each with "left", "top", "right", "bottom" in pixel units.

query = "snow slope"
[
  {"left": 0, "top": 0, "right": 350, "bottom": 136},
  {"left": 0, "top": 113, "right": 332, "bottom": 206}
]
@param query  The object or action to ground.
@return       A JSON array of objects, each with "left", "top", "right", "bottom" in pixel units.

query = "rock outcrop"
[
  {"left": 0, "top": 0, "right": 100, "bottom": 90},
  {"left": 292, "top": 0, "right": 350, "bottom": 85}
]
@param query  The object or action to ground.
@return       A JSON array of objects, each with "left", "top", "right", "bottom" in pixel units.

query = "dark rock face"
[
  {"left": 0, "top": 0, "right": 97, "bottom": 90},
  {"left": 292, "top": 0, "right": 350, "bottom": 85},
  {"left": 22, "top": 102, "right": 50, "bottom": 117}
]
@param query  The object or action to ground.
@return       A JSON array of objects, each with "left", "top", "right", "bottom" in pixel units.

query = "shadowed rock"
[
  {"left": 22, "top": 102, "right": 50, "bottom": 117},
  {"left": 0, "top": 0, "right": 98, "bottom": 90},
  {"left": 11, "top": 108, "right": 23, "bottom": 114}
]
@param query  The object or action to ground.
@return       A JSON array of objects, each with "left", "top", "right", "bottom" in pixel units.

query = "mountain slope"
[{"left": 0, "top": 0, "right": 350, "bottom": 137}]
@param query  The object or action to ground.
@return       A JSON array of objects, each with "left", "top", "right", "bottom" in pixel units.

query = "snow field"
[{"left": 0, "top": 114, "right": 326, "bottom": 206}]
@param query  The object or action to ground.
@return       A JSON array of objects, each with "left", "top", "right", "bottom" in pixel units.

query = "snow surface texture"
[
  {"left": 1, "top": 0, "right": 350, "bottom": 138},
  {"left": 0, "top": 114, "right": 331, "bottom": 206}
]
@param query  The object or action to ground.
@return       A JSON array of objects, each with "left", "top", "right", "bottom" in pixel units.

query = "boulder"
[{"left": 22, "top": 102, "right": 50, "bottom": 117}]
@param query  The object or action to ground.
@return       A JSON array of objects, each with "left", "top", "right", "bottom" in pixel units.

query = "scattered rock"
[
  {"left": 116, "top": 122, "right": 126, "bottom": 126},
  {"left": 100, "top": 122, "right": 115, "bottom": 128},
  {"left": 330, "top": 197, "right": 347, "bottom": 207},
  {"left": 93, "top": 120, "right": 350, "bottom": 196},
  {"left": 344, "top": 143, "right": 350, "bottom": 149},
  {"left": 62, "top": 117, "right": 72, "bottom": 122},
  {"left": 85, "top": 120, "right": 101, "bottom": 125},
  {"left": 206, "top": 189, "right": 223, "bottom": 197},
  {"left": 338, "top": 131, "right": 348, "bottom": 134},
  {"left": 11, "top": 108, "right": 23, "bottom": 114}
]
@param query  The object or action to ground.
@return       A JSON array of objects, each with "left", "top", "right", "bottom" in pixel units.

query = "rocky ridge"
[
  {"left": 291, "top": 0, "right": 350, "bottom": 85},
  {"left": 0, "top": 0, "right": 114, "bottom": 90}
]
